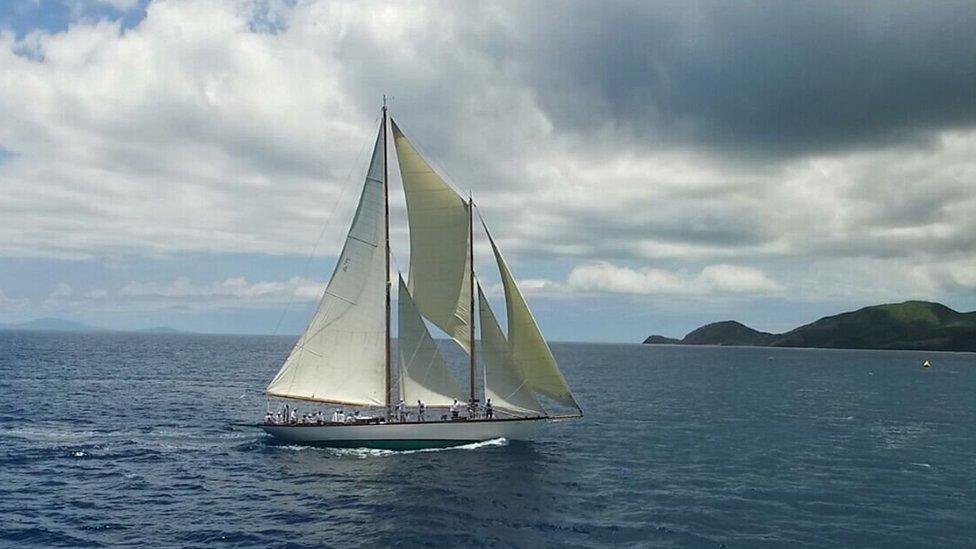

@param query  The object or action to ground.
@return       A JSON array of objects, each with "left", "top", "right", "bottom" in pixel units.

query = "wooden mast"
[
  {"left": 468, "top": 194, "right": 476, "bottom": 403},
  {"left": 382, "top": 97, "right": 392, "bottom": 412}
]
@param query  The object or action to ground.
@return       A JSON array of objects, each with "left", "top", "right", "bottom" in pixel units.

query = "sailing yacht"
[{"left": 255, "top": 103, "right": 582, "bottom": 449}]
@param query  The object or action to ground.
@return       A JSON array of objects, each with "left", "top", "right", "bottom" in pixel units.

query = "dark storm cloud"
[{"left": 505, "top": 1, "right": 976, "bottom": 156}]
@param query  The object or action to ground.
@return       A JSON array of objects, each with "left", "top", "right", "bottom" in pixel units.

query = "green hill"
[{"left": 643, "top": 301, "right": 976, "bottom": 352}]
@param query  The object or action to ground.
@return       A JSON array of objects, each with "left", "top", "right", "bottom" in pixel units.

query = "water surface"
[{"left": 1, "top": 332, "right": 974, "bottom": 547}]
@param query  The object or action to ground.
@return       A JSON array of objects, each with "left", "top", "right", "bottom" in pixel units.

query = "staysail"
[
  {"left": 266, "top": 123, "right": 388, "bottom": 406},
  {"left": 484, "top": 222, "right": 581, "bottom": 412},
  {"left": 478, "top": 284, "right": 544, "bottom": 415},
  {"left": 391, "top": 120, "right": 471, "bottom": 351},
  {"left": 397, "top": 276, "right": 465, "bottom": 406}
]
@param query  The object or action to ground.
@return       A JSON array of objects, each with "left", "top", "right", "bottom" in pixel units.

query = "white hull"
[{"left": 259, "top": 417, "right": 546, "bottom": 449}]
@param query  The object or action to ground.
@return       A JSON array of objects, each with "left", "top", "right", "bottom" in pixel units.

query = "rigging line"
[{"left": 271, "top": 114, "right": 380, "bottom": 338}]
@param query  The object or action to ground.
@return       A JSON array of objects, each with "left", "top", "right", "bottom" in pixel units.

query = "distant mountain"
[
  {"left": 136, "top": 326, "right": 187, "bottom": 334},
  {"left": 681, "top": 321, "right": 775, "bottom": 346},
  {"left": 642, "top": 335, "right": 680, "bottom": 344},
  {"left": 643, "top": 301, "right": 976, "bottom": 352},
  {"left": 0, "top": 317, "right": 106, "bottom": 332},
  {"left": 0, "top": 318, "right": 188, "bottom": 334}
]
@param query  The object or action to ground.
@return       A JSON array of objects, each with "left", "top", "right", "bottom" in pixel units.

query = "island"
[{"left": 643, "top": 301, "right": 976, "bottom": 352}]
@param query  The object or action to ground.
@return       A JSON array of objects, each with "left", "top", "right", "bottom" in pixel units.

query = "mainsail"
[
  {"left": 397, "top": 276, "right": 464, "bottom": 406},
  {"left": 391, "top": 120, "right": 472, "bottom": 351},
  {"left": 484, "top": 223, "right": 581, "bottom": 412},
  {"left": 478, "top": 284, "right": 544, "bottom": 416},
  {"left": 266, "top": 123, "right": 388, "bottom": 406}
]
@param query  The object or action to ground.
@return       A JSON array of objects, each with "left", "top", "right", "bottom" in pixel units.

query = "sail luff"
[
  {"left": 382, "top": 102, "right": 391, "bottom": 410},
  {"left": 468, "top": 196, "right": 476, "bottom": 402}
]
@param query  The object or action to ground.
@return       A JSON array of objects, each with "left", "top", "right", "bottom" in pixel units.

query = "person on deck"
[
  {"left": 397, "top": 399, "right": 407, "bottom": 422},
  {"left": 485, "top": 398, "right": 494, "bottom": 420},
  {"left": 417, "top": 400, "right": 426, "bottom": 422},
  {"left": 337, "top": 409, "right": 346, "bottom": 423},
  {"left": 265, "top": 411, "right": 273, "bottom": 424},
  {"left": 331, "top": 409, "right": 341, "bottom": 423},
  {"left": 450, "top": 399, "right": 460, "bottom": 420},
  {"left": 289, "top": 408, "right": 297, "bottom": 424}
]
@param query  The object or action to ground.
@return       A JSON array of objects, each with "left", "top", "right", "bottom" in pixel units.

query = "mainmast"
[
  {"left": 468, "top": 195, "right": 476, "bottom": 402},
  {"left": 382, "top": 98, "right": 392, "bottom": 411}
]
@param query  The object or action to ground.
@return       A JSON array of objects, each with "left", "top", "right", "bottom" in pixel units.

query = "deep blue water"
[{"left": 1, "top": 331, "right": 974, "bottom": 548}]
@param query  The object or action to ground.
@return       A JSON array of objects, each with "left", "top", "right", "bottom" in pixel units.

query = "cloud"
[
  {"left": 566, "top": 262, "right": 782, "bottom": 296},
  {"left": 0, "top": 289, "right": 28, "bottom": 311},
  {"left": 0, "top": 0, "right": 974, "bottom": 312},
  {"left": 117, "top": 275, "right": 322, "bottom": 306},
  {"left": 509, "top": 2, "right": 976, "bottom": 157}
]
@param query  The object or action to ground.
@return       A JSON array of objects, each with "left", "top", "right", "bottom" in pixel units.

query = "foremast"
[
  {"left": 382, "top": 98, "right": 392, "bottom": 412},
  {"left": 468, "top": 194, "right": 477, "bottom": 403}
]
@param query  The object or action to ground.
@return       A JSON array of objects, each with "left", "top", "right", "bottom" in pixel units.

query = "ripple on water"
[{"left": 2, "top": 333, "right": 975, "bottom": 548}]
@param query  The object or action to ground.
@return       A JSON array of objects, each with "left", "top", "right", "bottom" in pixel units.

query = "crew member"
[
  {"left": 450, "top": 399, "right": 460, "bottom": 419},
  {"left": 485, "top": 398, "right": 494, "bottom": 420},
  {"left": 397, "top": 399, "right": 407, "bottom": 422},
  {"left": 417, "top": 400, "right": 426, "bottom": 422}
]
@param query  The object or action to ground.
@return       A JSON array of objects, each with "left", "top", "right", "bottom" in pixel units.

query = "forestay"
[
  {"left": 398, "top": 276, "right": 465, "bottom": 407},
  {"left": 266, "top": 124, "right": 388, "bottom": 406},
  {"left": 391, "top": 120, "right": 472, "bottom": 351},
  {"left": 484, "top": 223, "right": 581, "bottom": 412},
  {"left": 478, "top": 284, "right": 544, "bottom": 416}
]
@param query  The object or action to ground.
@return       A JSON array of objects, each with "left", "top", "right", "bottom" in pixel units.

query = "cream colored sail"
[
  {"left": 484, "top": 224, "right": 580, "bottom": 412},
  {"left": 397, "top": 276, "right": 465, "bottom": 407},
  {"left": 266, "top": 124, "right": 388, "bottom": 406},
  {"left": 391, "top": 120, "right": 471, "bottom": 351},
  {"left": 478, "top": 284, "right": 544, "bottom": 416}
]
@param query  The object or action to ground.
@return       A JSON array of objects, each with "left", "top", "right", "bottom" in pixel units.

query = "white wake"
[{"left": 278, "top": 437, "right": 509, "bottom": 459}]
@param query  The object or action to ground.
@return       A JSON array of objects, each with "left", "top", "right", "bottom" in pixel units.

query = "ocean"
[{"left": 1, "top": 331, "right": 974, "bottom": 548}]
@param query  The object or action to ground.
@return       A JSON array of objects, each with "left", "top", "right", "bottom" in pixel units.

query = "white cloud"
[
  {"left": 0, "top": 289, "right": 28, "bottom": 311},
  {"left": 47, "top": 282, "right": 73, "bottom": 299},
  {"left": 567, "top": 262, "right": 782, "bottom": 296},
  {"left": 85, "top": 288, "right": 109, "bottom": 299},
  {"left": 117, "top": 275, "right": 323, "bottom": 305}
]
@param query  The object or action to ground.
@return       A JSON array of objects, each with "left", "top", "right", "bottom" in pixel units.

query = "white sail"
[
  {"left": 397, "top": 276, "right": 465, "bottom": 407},
  {"left": 478, "top": 284, "right": 544, "bottom": 416},
  {"left": 266, "top": 123, "right": 388, "bottom": 406},
  {"left": 484, "top": 224, "right": 580, "bottom": 412},
  {"left": 391, "top": 120, "right": 471, "bottom": 351}
]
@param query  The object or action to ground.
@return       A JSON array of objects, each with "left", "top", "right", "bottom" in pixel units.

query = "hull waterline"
[{"left": 255, "top": 417, "right": 547, "bottom": 450}]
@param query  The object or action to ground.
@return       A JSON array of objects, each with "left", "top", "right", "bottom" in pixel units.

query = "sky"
[{"left": 0, "top": 0, "right": 975, "bottom": 341}]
